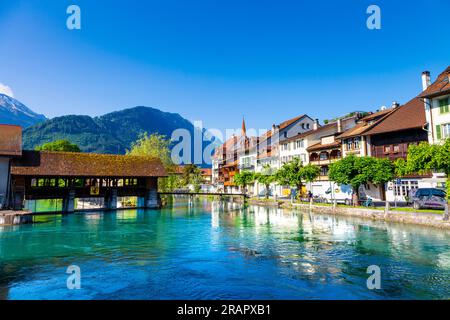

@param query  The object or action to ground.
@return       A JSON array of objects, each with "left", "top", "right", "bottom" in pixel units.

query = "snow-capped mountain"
[{"left": 0, "top": 93, "right": 47, "bottom": 127}]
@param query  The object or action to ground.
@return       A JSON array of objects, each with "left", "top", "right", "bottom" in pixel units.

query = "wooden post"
[
  {"left": 443, "top": 203, "right": 449, "bottom": 221},
  {"left": 384, "top": 201, "right": 390, "bottom": 216}
]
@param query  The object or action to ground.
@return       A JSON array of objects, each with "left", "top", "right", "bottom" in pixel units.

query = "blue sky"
[{"left": 1, "top": 0, "right": 449, "bottom": 132}]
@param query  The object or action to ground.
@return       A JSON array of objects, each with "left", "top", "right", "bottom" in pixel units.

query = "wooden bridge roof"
[{"left": 11, "top": 151, "right": 167, "bottom": 178}]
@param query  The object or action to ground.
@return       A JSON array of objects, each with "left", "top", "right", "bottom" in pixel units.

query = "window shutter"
[
  {"left": 439, "top": 98, "right": 450, "bottom": 113},
  {"left": 436, "top": 125, "right": 442, "bottom": 140}
]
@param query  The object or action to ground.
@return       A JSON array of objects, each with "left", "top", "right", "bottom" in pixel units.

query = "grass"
[{"left": 390, "top": 207, "right": 444, "bottom": 214}]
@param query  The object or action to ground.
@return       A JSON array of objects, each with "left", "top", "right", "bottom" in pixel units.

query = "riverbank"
[
  {"left": 0, "top": 210, "right": 33, "bottom": 226},
  {"left": 248, "top": 198, "right": 450, "bottom": 230}
]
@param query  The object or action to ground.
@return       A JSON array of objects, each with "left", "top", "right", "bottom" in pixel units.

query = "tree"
[
  {"left": 302, "top": 163, "right": 320, "bottom": 192},
  {"left": 329, "top": 155, "right": 394, "bottom": 205},
  {"left": 255, "top": 164, "right": 277, "bottom": 199},
  {"left": 233, "top": 171, "right": 255, "bottom": 196},
  {"left": 127, "top": 132, "right": 178, "bottom": 192},
  {"left": 181, "top": 164, "right": 204, "bottom": 193},
  {"left": 127, "top": 132, "right": 172, "bottom": 168},
  {"left": 275, "top": 157, "right": 305, "bottom": 198},
  {"left": 35, "top": 140, "right": 81, "bottom": 152},
  {"left": 398, "top": 140, "right": 450, "bottom": 204}
]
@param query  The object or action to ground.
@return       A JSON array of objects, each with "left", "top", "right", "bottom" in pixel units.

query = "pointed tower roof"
[{"left": 241, "top": 117, "right": 247, "bottom": 137}]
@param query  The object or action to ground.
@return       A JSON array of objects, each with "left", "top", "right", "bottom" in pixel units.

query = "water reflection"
[{"left": 0, "top": 199, "right": 449, "bottom": 300}]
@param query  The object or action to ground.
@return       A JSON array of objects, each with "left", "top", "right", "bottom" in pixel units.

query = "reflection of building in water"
[{"left": 252, "top": 206, "right": 299, "bottom": 229}]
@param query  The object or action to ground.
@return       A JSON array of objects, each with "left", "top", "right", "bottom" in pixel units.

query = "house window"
[
  {"left": 439, "top": 97, "right": 450, "bottom": 114},
  {"left": 393, "top": 145, "right": 400, "bottom": 153},
  {"left": 320, "top": 166, "right": 329, "bottom": 176},
  {"left": 353, "top": 137, "right": 360, "bottom": 150},
  {"left": 301, "top": 154, "right": 306, "bottom": 163},
  {"left": 296, "top": 140, "right": 304, "bottom": 148},
  {"left": 395, "top": 180, "right": 419, "bottom": 197},
  {"left": 284, "top": 132, "right": 288, "bottom": 138},
  {"left": 306, "top": 123, "right": 310, "bottom": 129},
  {"left": 442, "top": 123, "right": 450, "bottom": 139},
  {"left": 384, "top": 145, "right": 391, "bottom": 153},
  {"left": 319, "top": 152, "right": 328, "bottom": 160}
]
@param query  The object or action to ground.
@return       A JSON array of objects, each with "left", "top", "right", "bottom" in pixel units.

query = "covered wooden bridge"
[{"left": 10, "top": 151, "right": 167, "bottom": 212}]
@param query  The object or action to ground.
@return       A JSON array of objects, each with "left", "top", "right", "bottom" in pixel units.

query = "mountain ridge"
[{"left": 0, "top": 94, "right": 47, "bottom": 127}]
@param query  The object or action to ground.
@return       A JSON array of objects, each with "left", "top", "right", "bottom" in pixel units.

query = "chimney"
[
  {"left": 422, "top": 71, "right": 431, "bottom": 91},
  {"left": 313, "top": 119, "right": 319, "bottom": 130},
  {"left": 391, "top": 101, "right": 400, "bottom": 109},
  {"left": 272, "top": 124, "right": 276, "bottom": 133},
  {"left": 337, "top": 118, "right": 342, "bottom": 132}
]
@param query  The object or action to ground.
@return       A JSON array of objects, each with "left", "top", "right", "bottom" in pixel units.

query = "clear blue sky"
[{"left": 1, "top": 0, "right": 449, "bottom": 132}]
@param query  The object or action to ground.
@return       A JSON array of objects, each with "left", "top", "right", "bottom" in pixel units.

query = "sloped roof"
[
  {"left": 337, "top": 109, "right": 394, "bottom": 139},
  {"left": 11, "top": 151, "right": 167, "bottom": 177},
  {"left": 0, "top": 124, "right": 22, "bottom": 156},
  {"left": 420, "top": 66, "right": 450, "bottom": 99},
  {"left": 258, "top": 114, "right": 308, "bottom": 142},
  {"left": 282, "top": 122, "right": 336, "bottom": 143},
  {"left": 363, "top": 97, "right": 426, "bottom": 136},
  {"left": 307, "top": 141, "right": 341, "bottom": 152}
]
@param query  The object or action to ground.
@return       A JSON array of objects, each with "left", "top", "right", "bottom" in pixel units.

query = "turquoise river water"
[{"left": 0, "top": 199, "right": 449, "bottom": 300}]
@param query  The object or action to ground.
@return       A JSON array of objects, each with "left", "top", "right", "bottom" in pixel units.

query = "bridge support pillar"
[
  {"left": 145, "top": 189, "right": 161, "bottom": 209},
  {"left": 105, "top": 189, "right": 118, "bottom": 210},
  {"left": 137, "top": 197, "right": 145, "bottom": 208},
  {"left": 63, "top": 190, "right": 76, "bottom": 213}
]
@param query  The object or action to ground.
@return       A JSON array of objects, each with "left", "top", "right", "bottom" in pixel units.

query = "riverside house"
[
  {"left": 420, "top": 67, "right": 450, "bottom": 144},
  {"left": 279, "top": 115, "right": 358, "bottom": 196},
  {"left": 253, "top": 114, "right": 315, "bottom": 197}
]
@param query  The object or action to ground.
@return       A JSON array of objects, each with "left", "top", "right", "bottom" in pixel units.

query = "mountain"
[
  {"left": 0, "top": 94, "right": 47, "bottom": 127},
  {"left": 23, "top": 106, "right": 218, "bottom": 165}
]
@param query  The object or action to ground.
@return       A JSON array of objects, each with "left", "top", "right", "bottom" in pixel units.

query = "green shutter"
[
  {"left": 436, "top": 125, "right": 442, "bottom": 140},
  {"left": 439, "top": 98, "right": 450, "bottom": 113}
]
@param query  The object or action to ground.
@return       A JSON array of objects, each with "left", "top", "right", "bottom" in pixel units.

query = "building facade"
[{"left": 0, "top": 124, "right": 22, "bottom": 209}]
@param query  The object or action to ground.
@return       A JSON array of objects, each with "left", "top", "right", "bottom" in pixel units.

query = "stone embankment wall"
[
  {"left": 248, "top": 199, "right": 450, "bottom": 230},
  {"left": 0, "top": 211, "right": 33, "bottom": 226}
]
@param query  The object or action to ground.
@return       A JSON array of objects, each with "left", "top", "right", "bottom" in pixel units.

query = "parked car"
[{"left": 410, "top": 188, "right": 447, "bottom": 210}]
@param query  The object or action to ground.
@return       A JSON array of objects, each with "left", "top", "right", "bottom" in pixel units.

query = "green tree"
[
  {"left": 255, "top": 164, "right": 277, "bottom": 199},
  {"left": 233, "top": 170, "right": 255, "bottom": 196},
  {"left": 128, "top": 132, "right": 179, "bottom": 192},
  {"left": 275, "top": 157, "right": 305, "bottom": 198},
  {"left": 398, "top": 140, "right": 450, "bottom": 203},
  {"left": 329, "top": 155, "right": 394, "bottom": 205},
  {"left": 181, "top": 164, "right": 204, "bottom": 193},
  {"left": 35, "top": 139, "right": 81, "bottom": 152},
  {"left": 302, "top": 163, "right": 321, "bottom": 192}
]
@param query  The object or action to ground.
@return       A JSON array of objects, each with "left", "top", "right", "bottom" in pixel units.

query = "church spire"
[{"left": 241, "top": 116, "right": 247, "bottom": 137}]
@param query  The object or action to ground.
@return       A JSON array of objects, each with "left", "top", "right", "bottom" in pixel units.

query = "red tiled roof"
[
  {"left": 307, "top": 141, "right": 341, "bottom": 152},
  {"left": 337, "top": 109, "right": 394, "bottom": 139},
  {"left": 420, "top": 66, "right": 450, "bottom": 99},
  {"left": 258, "top": 114, "right": 307, "bottom": 141},
  {"left": 11, "top": 151, "right": 167, "bottom": 177},
  {"left": 363, "top": 97, "right": 426, "bottom": 135},
  {"left": 0, "top": 124, "right": 22, "bottom": 156}
]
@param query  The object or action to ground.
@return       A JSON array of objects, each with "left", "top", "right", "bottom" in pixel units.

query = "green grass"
[{"left": 390, "top": 207, "right": 444, "bottom": 214}]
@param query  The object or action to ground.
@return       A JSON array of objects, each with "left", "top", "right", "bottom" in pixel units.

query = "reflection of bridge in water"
[{"left": 10, "top": 151, "right": 167, "bottom": 213}]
